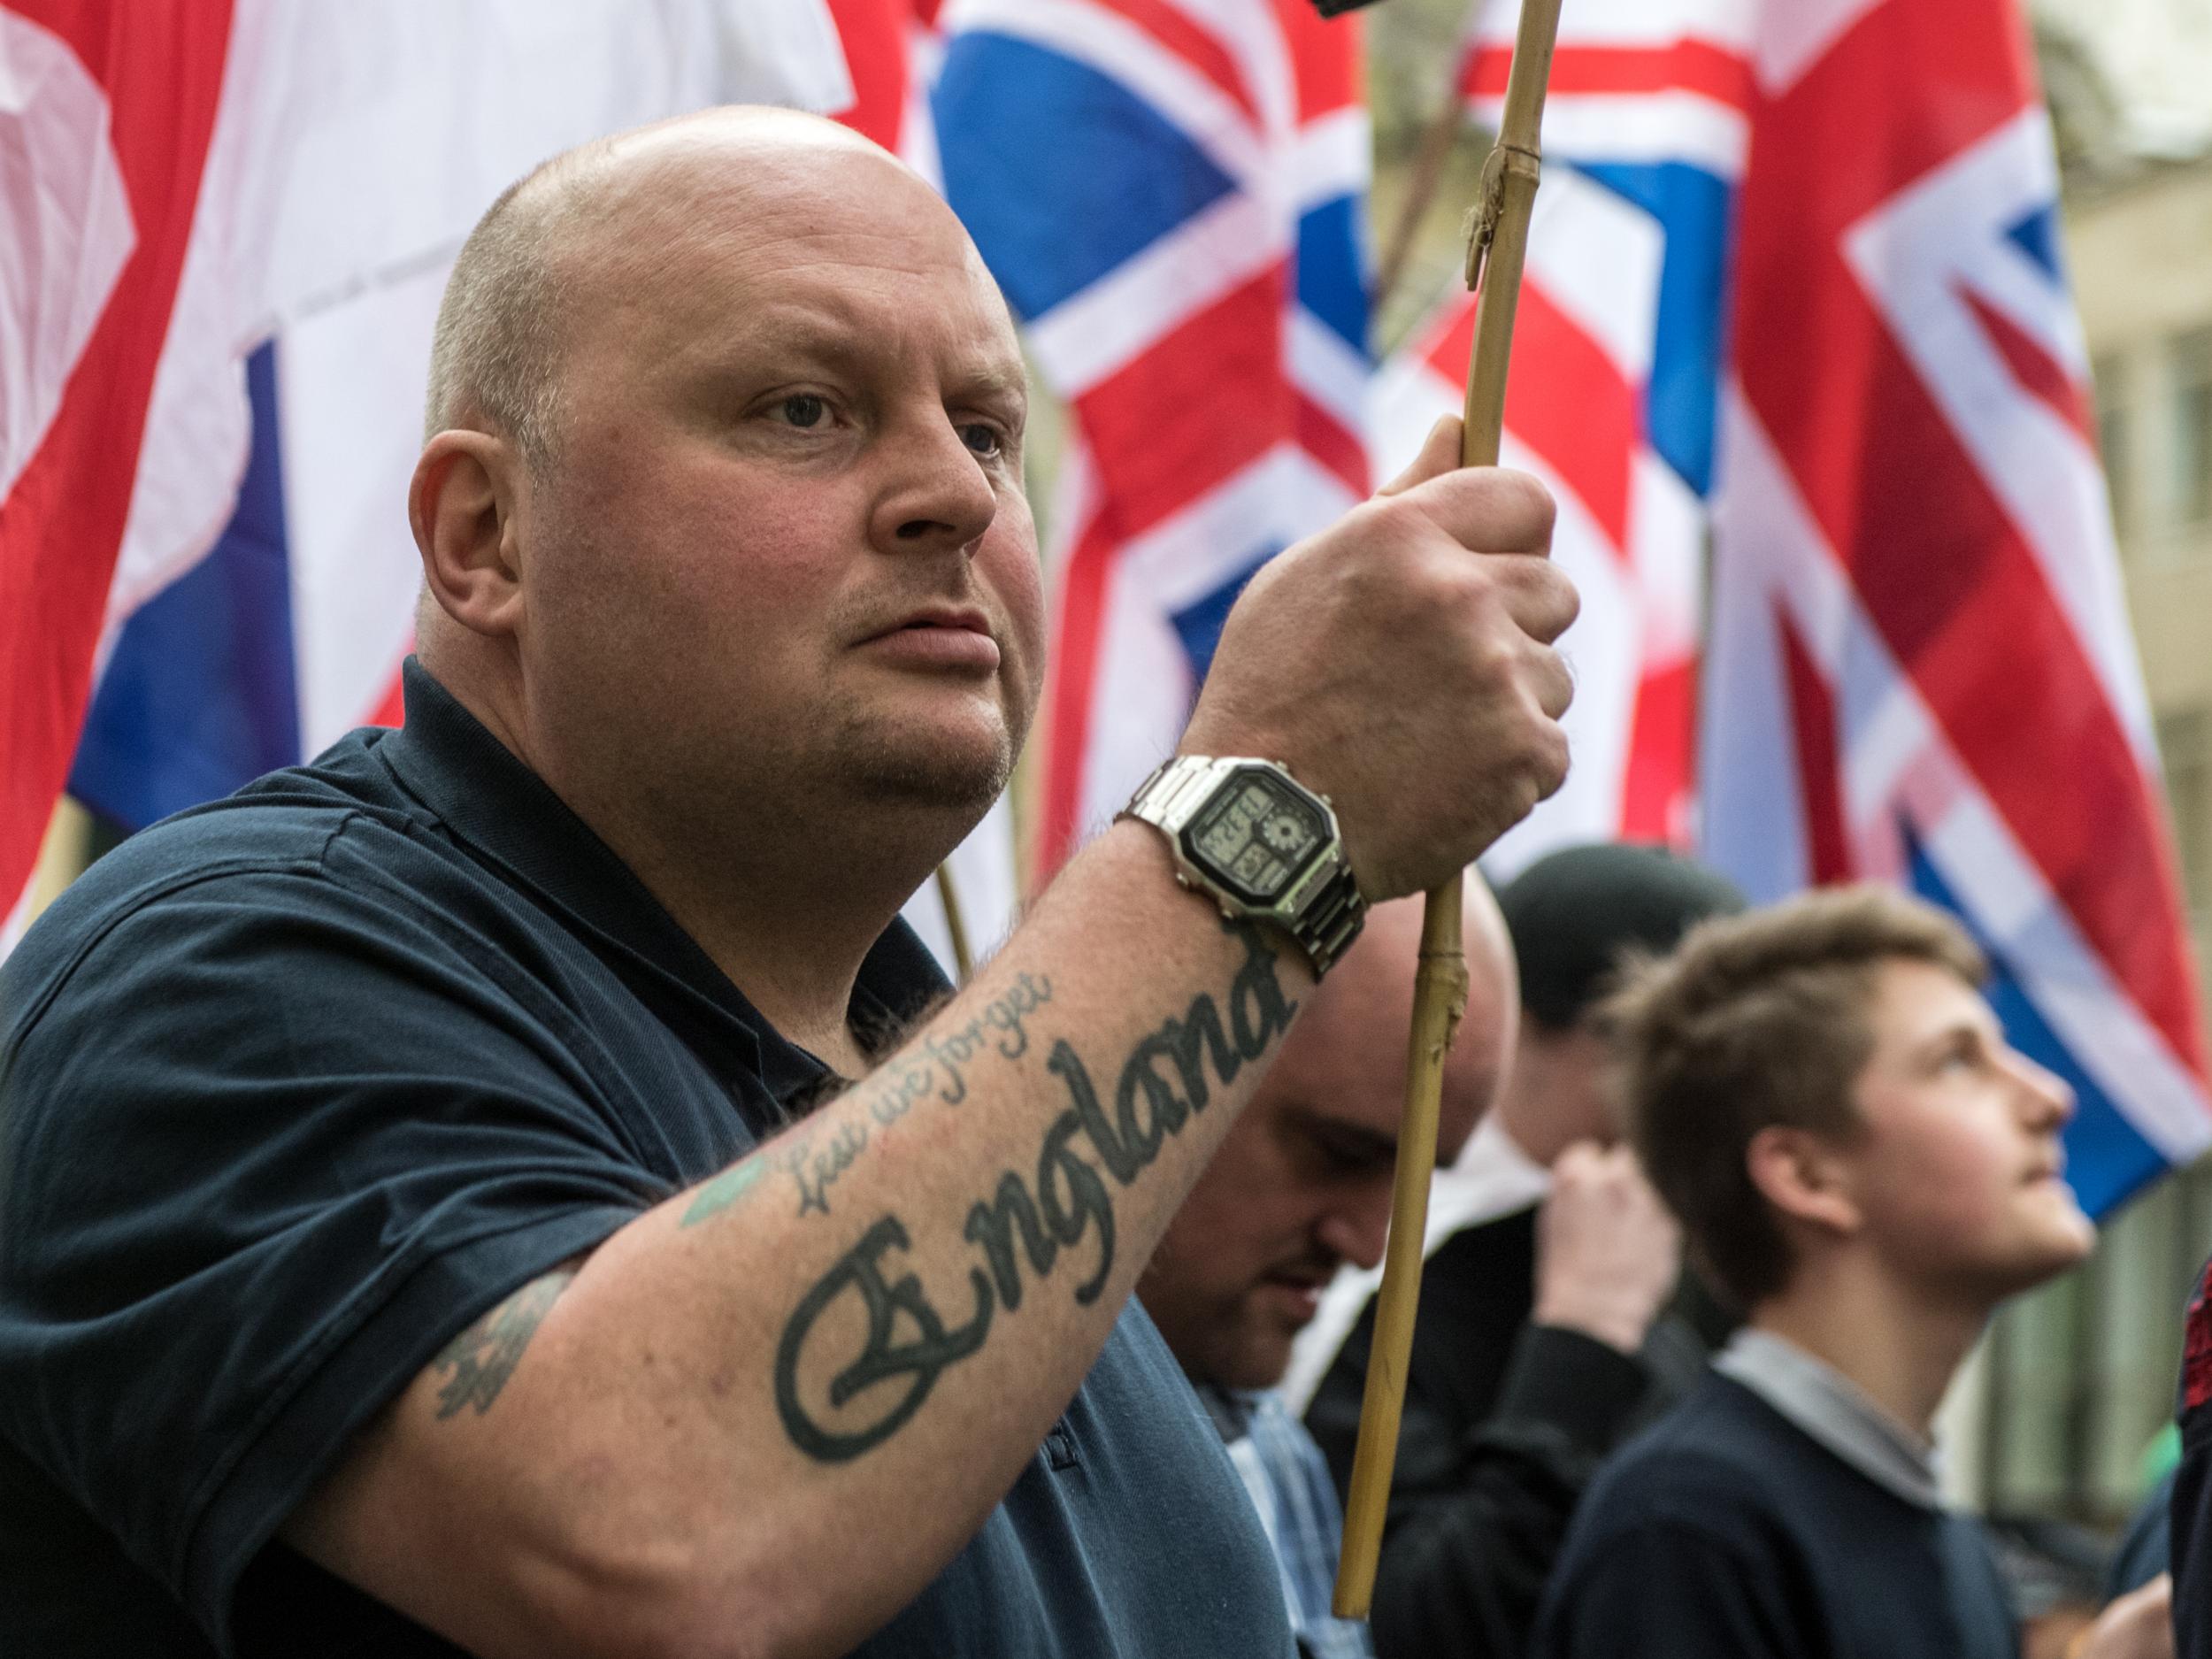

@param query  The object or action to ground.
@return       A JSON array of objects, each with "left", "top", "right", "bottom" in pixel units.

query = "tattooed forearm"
[
  {"left": 680, "top": 974, "right": 1056, "bottom": 1232},
  {"left": 684, "top": 1155, "right": 777, "bottom": 1227},
  {"left": 433, "top": 1271, "right": 574, "bottom": 1419},
  {"left": 864, "top": 972, "right": 1054, "bottom": 1125},
  {"left": 787, "top": 1118, "right": 868, "bottom": 1216},
  {"left": 775, "top": 923, "right": 1296, "bottom": 1461},
  {"left": 682, "top": 1114, "right": 874, "bottom": 1228}
]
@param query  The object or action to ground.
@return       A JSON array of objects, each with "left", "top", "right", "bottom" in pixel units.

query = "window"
[
  {"left": 2094, "top": 355, "right": 2132, "bottom": 542},
  {"left": 2161, "top": 710, "right": 2212, "bottom": 914},
  {"left": 2170, "top": 328, "right": 2212, "bottom": 526}
]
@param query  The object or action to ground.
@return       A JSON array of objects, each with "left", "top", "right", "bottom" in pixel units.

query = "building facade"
[{"left": 1978, "top": 147, "right": 2212, "bottom": 1528}]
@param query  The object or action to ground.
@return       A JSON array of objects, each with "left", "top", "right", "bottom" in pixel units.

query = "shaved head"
[
  {"left": 423, "top": 108, "right": 919, "bottom": 461},
  {"left": 406, "top": 102, "right": 1045, "bottom": 961},
  {"left": 1141, "top": 884, "right": 1520, "bottom": 1390}
]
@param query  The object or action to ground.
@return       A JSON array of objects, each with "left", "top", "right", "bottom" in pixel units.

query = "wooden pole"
[
  {"left": 1332, "top": 0, "right": 1565, "bottom": 1618},
  {"left": 933, "top": 861, "right": 974, "bottom": 985}
]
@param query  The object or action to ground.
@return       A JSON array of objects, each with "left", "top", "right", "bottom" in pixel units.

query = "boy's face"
[{"left": 1837, "top": 957, "right": 2094, "bottom": 1300}]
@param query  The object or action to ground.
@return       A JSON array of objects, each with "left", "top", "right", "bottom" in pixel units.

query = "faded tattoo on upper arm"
[
  {"left": 432, "top": 1271, "right": 574, "bottom": 1419},
  {"left": 773, "top": 922, "right": 1297, "bottom": 1462}
]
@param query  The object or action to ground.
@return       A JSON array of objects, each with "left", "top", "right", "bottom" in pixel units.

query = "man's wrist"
[
  {"left": 1493, "top": 1324, "right": 1648, "bottom": 1456},
  {"left": 1116, "top": 754, "right": 1365, "bottom": 979}
]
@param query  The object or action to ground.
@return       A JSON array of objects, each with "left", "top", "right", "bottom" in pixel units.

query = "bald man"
[
  {"left": 1139, "top": 892, "right": 1517, "bottom": 1659},
  {"left": 0, "top": 111, "right": 1577, "bottom": 1658}
]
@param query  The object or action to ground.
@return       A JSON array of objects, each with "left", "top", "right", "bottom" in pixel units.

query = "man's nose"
[
  {"left": 2006, "top": 1046, "right": 2074, "bottom": 1131},
  {"left": 872, "top": 413, "right": 999, "bottom": 557},
  {"left": 1316, "top": 1200, "right": 1390, "bottom": 1274}
]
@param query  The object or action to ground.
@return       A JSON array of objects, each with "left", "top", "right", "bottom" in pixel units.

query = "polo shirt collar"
[
  {"left": 1193, "top": 1381, "right": 1258, "bottom": 1444},
  {"left": 375, "top": 659, "right": 946, "bottom": 1110},
  {"left": 1716, "top": 1327, "right": 1944, "bottom": 1510}
]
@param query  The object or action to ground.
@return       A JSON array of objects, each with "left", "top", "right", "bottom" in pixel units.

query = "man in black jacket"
[{"left": 1299, "top": 842, "right": 1741, "bottom": 1658}]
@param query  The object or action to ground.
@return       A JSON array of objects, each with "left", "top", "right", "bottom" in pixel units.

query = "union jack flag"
[
  {"left": 1374, "top": 0, "right": 1753, "bottom": 875},
  {"left": 823, "top": 0, "right": 948, "bottom": 177},
  {"left": 1703, "top": 0, "right": 2210, "bottom": 1209},
  {"left": 1378, "top": 0, "right": 2206, "bottom": 1207},
  {"left": 933, "top": 0, "right": 1372, "bottom": 877}
]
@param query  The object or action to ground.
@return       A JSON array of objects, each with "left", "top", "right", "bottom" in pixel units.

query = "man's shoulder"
[
  {"left": 3, "top": 737, "right": 473, "bottom": 1041},
  {"left": 1575, "top": 1371, "right": 1805, "bottom": 1529}
]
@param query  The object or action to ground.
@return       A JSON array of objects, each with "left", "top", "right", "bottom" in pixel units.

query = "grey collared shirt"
[{"left": 1715, "top": 1327, "right": 1945, "bottom": 1510}]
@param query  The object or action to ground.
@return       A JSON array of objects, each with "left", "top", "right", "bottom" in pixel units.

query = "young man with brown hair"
[{"left": 1534, "top": 885, "right": 2162, "bottom": 1659}]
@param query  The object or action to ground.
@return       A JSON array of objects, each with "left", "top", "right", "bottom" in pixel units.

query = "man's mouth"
[
  {"left": 1259, "top": 1264, "right": 1339, "bottom": 1321},
  {"left": 877, "top": 603, "right": 992, "bottom": 638},
  {"left": 860, "top": 604, "right": 1000, "bottom": 669}
]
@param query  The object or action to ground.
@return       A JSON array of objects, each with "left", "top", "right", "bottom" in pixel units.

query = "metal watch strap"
[{"left": 1118, "top": 755, "right": 1367, "bottom": 979}]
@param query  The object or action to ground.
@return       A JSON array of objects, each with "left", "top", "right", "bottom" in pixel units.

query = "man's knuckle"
[{"left": 1500, "top": 468, "right": 1557, "bottom": 540}]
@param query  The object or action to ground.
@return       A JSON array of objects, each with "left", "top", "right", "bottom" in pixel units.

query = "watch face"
[{"left": 1185, "top": 771, "right": 1327, "bottom": 904}]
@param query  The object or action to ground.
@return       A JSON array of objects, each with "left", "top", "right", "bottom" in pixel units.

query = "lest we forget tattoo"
[
  {"left": 774, "top": 922, "right": 1297, "bottom": 1462},
  {"left": 680, "top": 971, "right": 1056, "bottom": 1227}
]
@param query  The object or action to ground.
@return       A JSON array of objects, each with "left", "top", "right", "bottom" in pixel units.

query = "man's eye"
[
  {"left": 779, "top": 394, "right": 828, "bottom": 428},
  {"left": 1942, "top": 1040, "right": 1985, "bottom": 1072},
  {"left": 960, "top": 422, "right": 1002, "bottom": 457}
]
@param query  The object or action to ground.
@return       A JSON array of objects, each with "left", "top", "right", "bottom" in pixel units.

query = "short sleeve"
[{"left": 0, "top": 865, "right": 669, "bottom": 1648}]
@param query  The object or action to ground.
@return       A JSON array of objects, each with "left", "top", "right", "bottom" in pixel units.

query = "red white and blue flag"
[
  {"left": 0, "top": 0, "right": 1011, "bottom": 972},
  {"left": 1374, "top": 0, "right": 1755, "bottom": 876},
  {"left": 1229, "top": 0, "right": 2205, "bottom": 1207},
  {"left": 933, "top": 0, "right": 1373, "bottom": 877},
  {"left": 1702, "top": 0, "right": 2209, "bottom": 1208}
]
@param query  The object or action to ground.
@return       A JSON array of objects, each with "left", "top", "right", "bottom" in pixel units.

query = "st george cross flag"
[
  {"left": 933, "top": 0, "right": 1372, "bottom": 878},
  {"left": 1, "top": 0, "right": 1011, "bottom": 972},
  {"left": 1371, "top": 0, "right": 1754, "bottom": 878},
  {"left": 1702, "top": 0, "right": 2211, "bottom": 1210}
]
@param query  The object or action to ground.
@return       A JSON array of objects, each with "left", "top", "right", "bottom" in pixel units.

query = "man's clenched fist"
[
  {"left": 1182, "top": 416, "right": 1578, "bottom": 900},
  {"left": 1532, "top": 1142, "right": 1684, "bottom": 1357}
]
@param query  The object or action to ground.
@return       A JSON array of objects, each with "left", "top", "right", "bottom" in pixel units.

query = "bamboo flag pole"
[
  {"left": 933, "top": 861, "right": 974, "bottom": 985},
  {"left": 1333, "top": 0, "right": 1565, "bottom": 1618}
]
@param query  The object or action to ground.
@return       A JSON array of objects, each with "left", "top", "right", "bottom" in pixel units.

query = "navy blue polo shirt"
[{"left": 0, "top": 660, "right": 1292, "bottom": 1658}]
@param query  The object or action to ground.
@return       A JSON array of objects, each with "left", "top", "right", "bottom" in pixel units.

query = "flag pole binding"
[{"left": 1332, "top": 0, "right": 1564, "bottom": 1617}]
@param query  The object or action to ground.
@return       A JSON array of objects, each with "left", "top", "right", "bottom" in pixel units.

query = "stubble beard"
[{"left": 821, "top": 676, "right": 1022, "bottom": 824}]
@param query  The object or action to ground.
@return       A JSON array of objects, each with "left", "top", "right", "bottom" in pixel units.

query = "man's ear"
[
  {"left": 411, "top": 430, "right": 526, "bottom": 640},
  {"left": 1745, "top": 1125, "right": 1863, "bottom": 1240}
]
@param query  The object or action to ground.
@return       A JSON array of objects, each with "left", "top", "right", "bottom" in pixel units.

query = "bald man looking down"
[
  {"left": 0, "top": 111, "right": 1577, "bottom": 1659},
  {"left": 1140, "top": 892, "right": 1517, "bottom": 1658}
]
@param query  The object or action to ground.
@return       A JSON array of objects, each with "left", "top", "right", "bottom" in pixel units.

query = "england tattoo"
[
  {"left": 774, "top": 924, "right": 1296, "bottom": 1461},
  {"left": 432, "top": 1271, "right": 574, "bottom": 1419}
]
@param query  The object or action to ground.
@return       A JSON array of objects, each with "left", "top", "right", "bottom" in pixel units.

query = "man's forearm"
[{"left": 288, "top": 822, "right": 1312, "bottom": 1659}]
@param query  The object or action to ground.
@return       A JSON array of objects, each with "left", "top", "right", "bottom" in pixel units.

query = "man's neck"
[
  {"left": 603, "top": 816, "right": 924, "bottom": 1077},
  {"left": 1749, "top": 1261, "right": 1988, "bottom": 1440},
  {"left": 434, "top": 657, "right": 938, "bottom": 1076}
]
